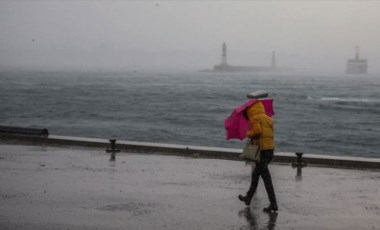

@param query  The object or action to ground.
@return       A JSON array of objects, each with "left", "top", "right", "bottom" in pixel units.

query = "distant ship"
[
  {"left": 346, "top": 46, "right": 368, "bottom": 74},
  {"left": 205, "top": 42, "right": 291, "bottom": 73}
]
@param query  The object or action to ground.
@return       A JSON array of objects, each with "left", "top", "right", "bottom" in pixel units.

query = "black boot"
[
  {"left": 238, "top": 194, "right": 252, "bottom": 206},
  {"left": 263, "top": 203, "right": 278, "bottom": 212}
]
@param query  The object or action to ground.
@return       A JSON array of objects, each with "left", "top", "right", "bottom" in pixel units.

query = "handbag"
[
  {"left": 242, "top": 138, "right": 261, "bottom": 162},
  {"left": 242, "top": 121, "right": 262, "bottom": 162}
]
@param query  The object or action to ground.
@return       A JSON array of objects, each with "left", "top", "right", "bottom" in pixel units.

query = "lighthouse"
[
  {"left": 211, "top": 43, "right": 292, "bottom": 72},
  {"left": 271, "top": 51, "right": 276, "bottom": 68},
  {"left": 221, "top": 42, "right": 228, "bottom": 66}
]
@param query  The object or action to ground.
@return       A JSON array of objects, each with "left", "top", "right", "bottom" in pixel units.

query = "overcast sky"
[{"left": 0, "top": 0, "right": 379, "bottom": 73}]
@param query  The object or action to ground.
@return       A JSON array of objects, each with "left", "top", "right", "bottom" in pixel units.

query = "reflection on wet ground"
[{"left": 239, "top": 207, "right": 278, "bottom": 230}]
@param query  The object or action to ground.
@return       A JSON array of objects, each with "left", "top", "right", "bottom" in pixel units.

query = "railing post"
[
  {"left": 106, "top": 139, "right": 120, "bottom": 161},
  {"left": 292, "top": 152, "right": 307, "bottom": 181}
]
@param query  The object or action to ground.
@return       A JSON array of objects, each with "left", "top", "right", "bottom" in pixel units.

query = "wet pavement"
[{"left": 0, "top": 144, "right": 379, "bottom": 230}]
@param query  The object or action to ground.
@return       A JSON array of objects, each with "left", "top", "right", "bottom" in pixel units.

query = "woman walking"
[{"left": 238, "top": 101, "right": 278, "bottom": 212}]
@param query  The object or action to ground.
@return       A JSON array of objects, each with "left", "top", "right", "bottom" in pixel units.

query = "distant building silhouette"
[
  {"left": 212, "top": 43, "right": 291, "bottom": 73},
  {"left": 346, "top": 46, "right": 368, "bottom": 74}
]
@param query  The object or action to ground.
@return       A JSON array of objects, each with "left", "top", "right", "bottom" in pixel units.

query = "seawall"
[{"left": 0, "top": 133, "right": 379, "bottom": 170}]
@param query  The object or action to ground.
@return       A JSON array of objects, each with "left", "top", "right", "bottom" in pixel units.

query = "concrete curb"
[{"left": 0, "top": 133, "right": 379, "bottom": 170}]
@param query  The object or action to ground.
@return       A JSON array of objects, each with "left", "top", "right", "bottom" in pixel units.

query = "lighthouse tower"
[
  {"left": 221, "top": 42, "right": 228, "bottom": 66},
  {"left": 271, "top": 51, "right": 276, "bottom": 68}
]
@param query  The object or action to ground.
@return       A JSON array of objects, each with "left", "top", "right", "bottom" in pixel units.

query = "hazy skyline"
[{"left": 0, "top": 1, "right": 379, "bottom": 73}]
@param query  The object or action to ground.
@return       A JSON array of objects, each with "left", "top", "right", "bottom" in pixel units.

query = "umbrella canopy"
[{"left": 224, "top": 99, "right": 274, "bottom": 140}]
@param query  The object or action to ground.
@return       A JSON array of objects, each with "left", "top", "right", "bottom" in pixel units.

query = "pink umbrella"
[{"left": 224, "top": 99, "right": 274, "bottom": 140}]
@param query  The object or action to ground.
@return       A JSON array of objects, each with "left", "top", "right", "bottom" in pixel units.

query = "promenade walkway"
[{"left": 0, "top": 144, "right": 379, "bottom": 230}]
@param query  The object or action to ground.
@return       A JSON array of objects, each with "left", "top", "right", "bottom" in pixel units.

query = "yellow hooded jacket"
[{"left": 245, "top": 101, "right": 275, "bottom": 150}]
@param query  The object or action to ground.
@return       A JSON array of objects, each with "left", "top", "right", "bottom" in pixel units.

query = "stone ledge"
[{"left": 0, "top": 133, "right": 379, "bottom": 170}]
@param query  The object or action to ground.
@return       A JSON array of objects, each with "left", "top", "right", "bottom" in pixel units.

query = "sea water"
[{"left": 1, "top": 71, "right": 379, "bottom": 158}]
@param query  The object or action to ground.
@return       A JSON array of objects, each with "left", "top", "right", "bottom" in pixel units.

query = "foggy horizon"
[{"left": 1, "top": 1, "right": 379, "bottom": 74}]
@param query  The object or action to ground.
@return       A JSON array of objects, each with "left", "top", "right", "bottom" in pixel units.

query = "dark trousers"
[{"left": 247, "top": 150, "right": 277, "bottom": 204}]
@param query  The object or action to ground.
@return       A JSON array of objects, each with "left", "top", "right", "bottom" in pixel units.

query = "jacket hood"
[{"left": 246, "top": 101, "right": 265, "bottom": 117}]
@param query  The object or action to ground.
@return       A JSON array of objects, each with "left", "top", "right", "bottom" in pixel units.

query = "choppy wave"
[
  {"left": 308, "top": 96, "right": 378, "bottom": 103},
  {"left": 0, "top": 71, "right": 379, "bottom": 158},
  {"left": 320, "top": 97, "right": 373, "bottom": 103}
]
